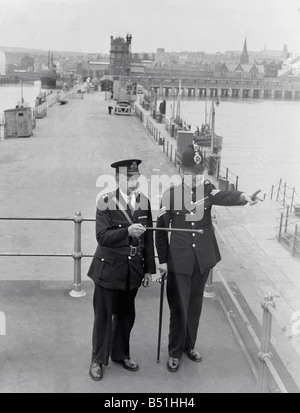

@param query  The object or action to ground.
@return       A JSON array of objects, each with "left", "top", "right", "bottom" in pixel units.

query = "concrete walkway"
[{"left": 0, "top": 91, "right": 299, "bottom": 393}]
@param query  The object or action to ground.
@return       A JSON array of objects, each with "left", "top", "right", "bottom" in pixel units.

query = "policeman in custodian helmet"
[
  {"left": 87, "top": 159, "right": 156, "bottom": 381},
  {"left": 155, "top": 144, "right": 262, "bottom": 373}
]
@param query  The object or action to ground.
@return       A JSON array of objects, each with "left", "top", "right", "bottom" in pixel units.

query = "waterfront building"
[
  {"left": 0, "top": 51, "right": 6, "bottom": 75},
  {"left": 217, "top": 63, "right": 265, "bottom": 80},
  {"left": 88, "top": 61, "right": 109, "bottom": 79}
]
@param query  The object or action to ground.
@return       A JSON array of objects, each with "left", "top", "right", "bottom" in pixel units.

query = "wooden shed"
[{"left": 4, "top": 107, "right": 33, "bottom": 138}]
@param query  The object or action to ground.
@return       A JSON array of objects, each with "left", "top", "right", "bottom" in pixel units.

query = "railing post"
[
  {"left": 278, "top": 212, "right": 284, "bottom": 241},
  {"left": 276, "top": 178, "right": 282, "bottom": 202},
  {"left": 257, "top": 294, "right": 275, "bottom": 393},
  {"left": 270, "top": 185, "right": 274, "bottom": 200},
  {"left": 292, "top": 224, "right": 298, "bottom": 256},
  {"left": 284, "top": 206, "right": 289, "bottom": 234},
  {"left": 70, "top": 211, "right": 86, "bottom": 297},
  {"left": 204, "top": 268, "right": 216, "bottom": 298},
  {"left": 291, "top": 187, "right": 295, "bottom": 209},
  {"left": 283, "top": 182, "right": 287, "bottom": 206}
]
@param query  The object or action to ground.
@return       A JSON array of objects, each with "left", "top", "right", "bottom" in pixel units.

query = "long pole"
[{"left": 156, "top": 272, "right": 166, "bottom": 363}]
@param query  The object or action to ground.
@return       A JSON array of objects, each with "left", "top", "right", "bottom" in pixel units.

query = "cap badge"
[{"left": 194, "top": 153, "right": 202, "bottom": 165}]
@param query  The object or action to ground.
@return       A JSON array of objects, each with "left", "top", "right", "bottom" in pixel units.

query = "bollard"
[
  {"left": 257, "top": 293, "right": 275, "bottom": 393},
  {"left": 204, "top": 268, "right": 216, "bottom": 298},
  {"left": 70, "top": 211, "right": 86, "bottom": 298}
]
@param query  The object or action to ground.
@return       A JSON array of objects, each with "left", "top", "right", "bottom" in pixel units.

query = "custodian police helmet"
[{"left": 181, "top": 144, "right": 205, "bottom": 172}]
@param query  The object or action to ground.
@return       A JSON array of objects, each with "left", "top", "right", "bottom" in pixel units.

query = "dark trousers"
[
  {"left": 166, "top": 259, "right": 209, "bottom": 358},
  {"left": 92, "top": 284, "right": 138, "bottom": 366}
]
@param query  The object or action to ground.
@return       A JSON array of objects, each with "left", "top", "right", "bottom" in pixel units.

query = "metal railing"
[
  {"left": 265, "top": 179, "right": 300, "bottom": 257},
  {"left": 0, "top": 213, "right": 93, "bottom": 298}
]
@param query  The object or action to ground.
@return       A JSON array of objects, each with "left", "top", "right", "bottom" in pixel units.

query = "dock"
[{"left": 0, "top": 90, "right": 299, "bottom": 393}]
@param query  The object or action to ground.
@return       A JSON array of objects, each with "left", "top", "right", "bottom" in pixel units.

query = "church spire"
[{"left": 240, "top": 37, "right": 249, "bottom": 64}]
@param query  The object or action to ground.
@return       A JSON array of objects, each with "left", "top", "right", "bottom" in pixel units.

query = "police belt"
[{"left": 118, "top": 245, "right": 144, "bottom": 257}]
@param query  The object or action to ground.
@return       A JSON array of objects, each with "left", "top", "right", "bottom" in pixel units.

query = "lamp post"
[{"left": 210, "top": 98, "right": 220, "bottom": 153}]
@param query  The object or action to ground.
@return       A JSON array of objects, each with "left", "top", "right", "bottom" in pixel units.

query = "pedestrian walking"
[
  {"left": 108, "top": 105, "right": 113, "bottom": 115},
  {"left": 155, "top": 143, "right": 262, "bottom": 372},
  {"left": 88, "top": 159, "right": 156, "bottom": 381}
]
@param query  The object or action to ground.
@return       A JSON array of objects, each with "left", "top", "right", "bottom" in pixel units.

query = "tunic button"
[
  {"left": 101, "top": 258, "right": 104, "bottom": 261},
  {"left": 192, "top": 244, "right": 196, "bottom": 247},
  {"left": 177, "top": 212, "right": 179, "bottom": 215},
  {"left": 199, "top": 229, "right": 204, "bottom": 234},
  {"left": 192, "top": 233, "right": 195, "bottom": 236},
  {"left": 204, "top": 207, "right": 207, "bottom": 210},
  {"left": 191, "top": 222, "right": 195, "bottom": 226},
  {"left": 119, "top": 224, "right": 122, "bottom": 227},
  {"left": 190, "top": 212, "right": 194, "bottom": 215},
  {"left": 128, "top": 256, "right": 131, "bottom": 260}
]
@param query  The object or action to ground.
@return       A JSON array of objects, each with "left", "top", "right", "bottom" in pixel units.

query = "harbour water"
[
  {"left": 165, "top": 98, "right": 300, "bottom": 194},
  {"left": 0, "top": 81, "right": 43, "bottom": 114}
]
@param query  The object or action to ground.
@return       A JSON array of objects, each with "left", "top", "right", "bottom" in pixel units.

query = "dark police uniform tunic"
[
  {"left": 88, "top": 188, "right": 156, "bottom": 365},
  {"left": 155, "top": 180, "right": 245, "bottom": 358}
]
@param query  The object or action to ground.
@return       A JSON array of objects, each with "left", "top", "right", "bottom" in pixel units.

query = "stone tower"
[
  {"left": 240, "top": 38, "right": 249, "bottom": 64},
  {"left": 109, "top": 34, "right": 132, "bottom": 77}
]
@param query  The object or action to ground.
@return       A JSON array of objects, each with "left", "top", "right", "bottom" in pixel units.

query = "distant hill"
[{"left": 0, "top": 45, "right": 91, "bottom": 57}]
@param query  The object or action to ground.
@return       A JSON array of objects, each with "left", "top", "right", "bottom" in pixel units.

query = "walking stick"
[{"left": 156, "top": 270, "right": 167, "bottom": 363}]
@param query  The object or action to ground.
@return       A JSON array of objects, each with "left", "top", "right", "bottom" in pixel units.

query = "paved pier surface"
[{"left": 0, "top": 91, "right": 299, "bottom": 393}]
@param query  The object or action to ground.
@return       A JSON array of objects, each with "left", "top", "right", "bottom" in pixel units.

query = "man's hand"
[
  {"left": 240, "top": 190, "right": 263, "bottom": 206},
  {"left": 158, "top": 263, "right": 168, "bottom": 280},
  {"left": 142, "top": 273, "right": 152, "bottom": 288},
  {"left": 128, "top": 223, "right": 146, "bottom": 237}
]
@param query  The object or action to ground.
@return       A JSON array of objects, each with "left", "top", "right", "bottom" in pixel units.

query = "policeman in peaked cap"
[
  {"left": 155, "top": 144, "right": 262, "bottom": 373},
  {"left": 87, "top": 159, "right": 156, "bottom": 381}
]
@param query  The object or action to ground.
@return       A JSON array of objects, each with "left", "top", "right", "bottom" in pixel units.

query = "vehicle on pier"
[{"left": 114, "top": 100, "right": 132, "bottom": 115}]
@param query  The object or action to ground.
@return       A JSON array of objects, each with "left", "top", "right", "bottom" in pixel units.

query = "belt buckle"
[{"left": 130, "top": 246, "right": 137, "bottom": 256}]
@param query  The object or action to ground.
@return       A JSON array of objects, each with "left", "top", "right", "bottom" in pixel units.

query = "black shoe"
[
  {"left": 115, "top": 358, "right": 139, "bottom": 372},
  {"left": 89, "top": 362, "right": 103, "bottom": 381},
  {"left": 184, "top": 348, "right": 202, "bottom": 362},
  {"left": 166, "top": 356, "right": 180, "bottom": 372}
]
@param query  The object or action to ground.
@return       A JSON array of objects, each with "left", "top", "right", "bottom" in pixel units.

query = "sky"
[{"left": 0, "top": 0, "right": 300, "bottom": 54}]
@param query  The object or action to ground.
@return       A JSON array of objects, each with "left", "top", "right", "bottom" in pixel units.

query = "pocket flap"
[{"left": 100, "top": 255, "right": 115, "bottom": 264}]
